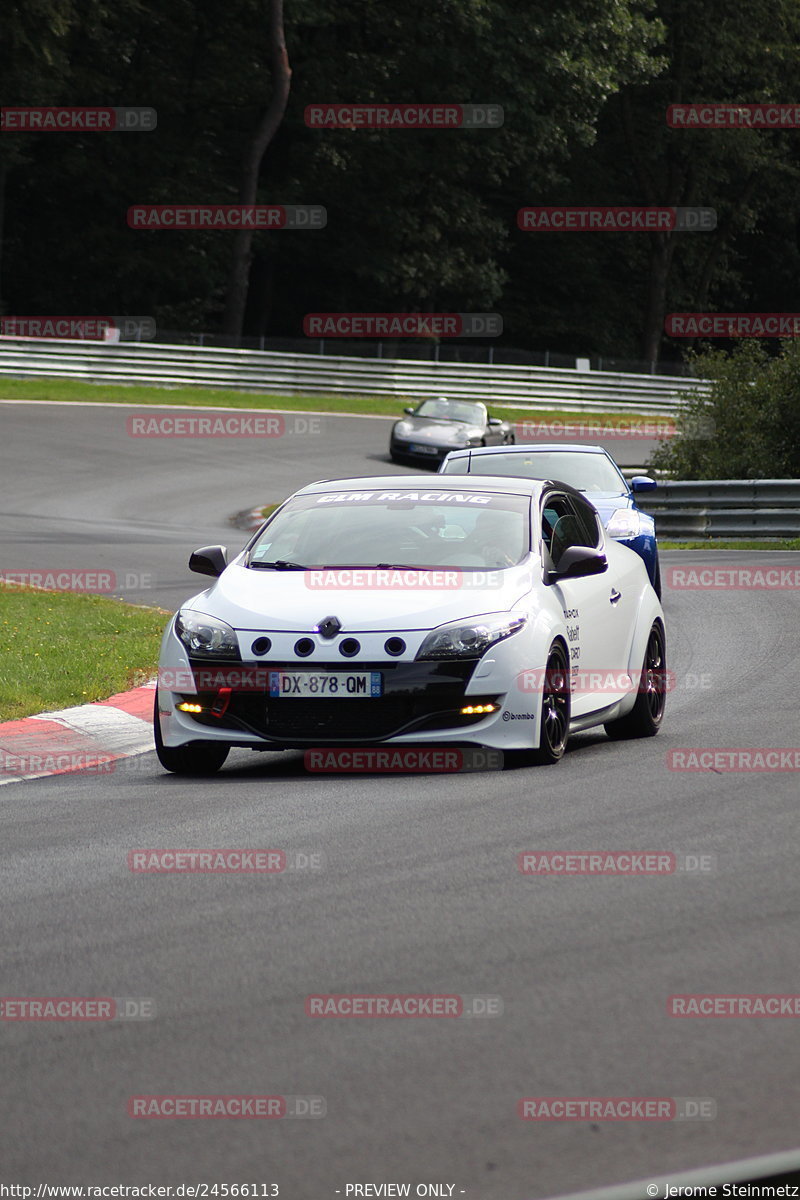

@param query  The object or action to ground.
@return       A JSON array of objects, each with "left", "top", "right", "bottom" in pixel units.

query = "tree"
[
  {"left": 266, "top": 0, "right": 665, "bottom": 335},
  {"left": 613, "top": 0, "right": 800, "bottom": 364},
  {"left": 649, "top": 339, "right": 800, "bottom": 479},
  {"left": 0, "top": 0, "right": 78, "bottom": 314},
  {"left": 222, "top": 0, "right": 292, "bottom": 338}
]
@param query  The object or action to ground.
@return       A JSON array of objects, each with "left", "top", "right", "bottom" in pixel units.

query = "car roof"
[
  {"left": 444, "top": 443, "right": 612, "bottom": 457},
  {"left": 293, "top": 475, "right": 588, "bottom": 502}
]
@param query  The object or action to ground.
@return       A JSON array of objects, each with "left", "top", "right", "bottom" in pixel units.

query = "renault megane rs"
[{"left": 154, "top": 475, "right": 666, "bottom": 774}]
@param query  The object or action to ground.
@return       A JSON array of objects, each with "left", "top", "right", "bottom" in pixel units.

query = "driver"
[{"left": 468, "top": 510, "right": 521, "bottom": 568}]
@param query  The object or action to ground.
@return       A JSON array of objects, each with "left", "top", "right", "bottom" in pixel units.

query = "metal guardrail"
[
  {"left": 0, "top": 337, "right": 707, "bottom": 414},
  {"left": 151, "top": 329, "right": 699, "bottom": 377},
  {"left": 643, "top": 480, "right": 800, "bottom": 538}
]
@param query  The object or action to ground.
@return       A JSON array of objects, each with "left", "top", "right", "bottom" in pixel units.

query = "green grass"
[
  {"left": 0, "top": 374, "right": 675, "bottom": 430},
  {"left": 0, "top": 584, "right": 168, "bottom": 722},
  {"left": 660, "top": 539, "right": 800, "bottom": 551}
]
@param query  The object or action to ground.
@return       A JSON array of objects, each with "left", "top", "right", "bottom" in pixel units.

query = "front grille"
[{"left": 182, "top": 658, "right": 496, "bottom": 744}]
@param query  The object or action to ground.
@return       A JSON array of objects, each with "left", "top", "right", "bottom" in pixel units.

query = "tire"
[
  {"left": 153, "top": 696, "right": 229, "bottom": 775},
  {"left": 506, "top": 432, "right": 516, "bottom": 445},
  {"left": 652, "top": 556, "right": 662, "bottom": 599},
  {"left": 604, "top": 621, "right": 666, "bottom": 741},
  {"left": 530, "top": 641, "right": 571, "bottom": 765}
]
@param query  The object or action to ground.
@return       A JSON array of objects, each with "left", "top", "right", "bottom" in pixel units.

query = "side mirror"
[
  {"left": 189, "top": 545, "right": 228, "bottom": 578},
  {"left": 545, "top": 545, "right": 607, "bottom": 584},
  {"left": 630, "top": 475, "right": 657, "bottom": 492},
  {"left": 403, "top": 406, "right": 415, "bottom": 415},
  {"left": 488, "top": 417, "right": 502, "bottom": 427}
]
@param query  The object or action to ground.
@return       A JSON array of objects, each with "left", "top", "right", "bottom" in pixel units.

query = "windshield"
[
  {"left": 248, "top": 488, "right": 531, "bottom": 570},
  {"left": 413, "top": 399, "right": 486, "bottom": 424},
  {"left": 443, "top": 450, "right": 625, "bottom": 493}
]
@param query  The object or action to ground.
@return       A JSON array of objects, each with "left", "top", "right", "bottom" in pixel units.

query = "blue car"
[{"left": 438, "top": 443, "right": 661, "bottom": 597}]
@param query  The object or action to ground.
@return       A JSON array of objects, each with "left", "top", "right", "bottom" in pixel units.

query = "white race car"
[{"left": 154, "top": 475, "right": 666, "bottom": 774}]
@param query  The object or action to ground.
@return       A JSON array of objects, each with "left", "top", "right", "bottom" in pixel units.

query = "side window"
[
  {"left": 441, "top": 456, "right": 469, "bottom": 475},
  {"left": 568, "top": 493, "right": 603, "bottom": 549},
  {"left": 541, "top": 493, "right": 577, "bottom": 560}
]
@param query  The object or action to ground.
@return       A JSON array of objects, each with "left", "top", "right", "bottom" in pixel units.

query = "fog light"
[
  {"left": 461, "top": 703, "right": 497, "bottom": 715},
  {"left": 177, "top": 702, "right": 203, "bottom": 713}
]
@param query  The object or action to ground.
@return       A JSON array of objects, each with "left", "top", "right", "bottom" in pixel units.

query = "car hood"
[
  {"left": 185, "top": 561, "right": 537, "bottom": 633},
  {"left": 393, "top": 417, "right": 479, "bottom": 443},
  {"left": 575, "top": 491, "right": 631, "bottom": 523}
]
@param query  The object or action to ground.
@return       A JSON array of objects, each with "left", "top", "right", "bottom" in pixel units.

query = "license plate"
[
  {"left": 410, "top": 443, "right": 439, "bottom": 455},
  {"left": 268, "top": 671, "right": 383, "bottom": 698}
]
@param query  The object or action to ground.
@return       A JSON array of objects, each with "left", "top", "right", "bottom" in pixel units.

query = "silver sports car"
[{"left": 389, "top": 396, "right": 515, "bottom": 465}]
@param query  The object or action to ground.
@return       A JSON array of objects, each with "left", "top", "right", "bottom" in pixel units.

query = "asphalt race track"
[
  {"left": 1, "top": 400, "right": 799, "bottom": 1198},
  {"left": 0, "top": 402, "right": 663, "bottom": 611}
]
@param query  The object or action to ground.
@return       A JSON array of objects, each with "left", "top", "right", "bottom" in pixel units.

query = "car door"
[
  {"left": 540, "top": 490, "right": 617, "bottom": 718},
  {"left": 569, "top": 491, "right": 638, "bottom": 690}
]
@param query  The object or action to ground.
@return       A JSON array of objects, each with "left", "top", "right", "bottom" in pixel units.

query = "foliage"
[
  {"left": 650, "top": 339, "right": 800, "bottom": 478},
  {"left": 2, "top": 0, "right": 800, "bottom": 374}
]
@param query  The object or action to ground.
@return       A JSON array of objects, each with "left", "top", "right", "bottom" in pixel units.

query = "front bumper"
[
  {"left": 390, "top": 437, "right": 464, "bottom": 463},
  {"left": 157, "top": 611, "right": 553, "bottom": 752},
  {"left": 157, "top": 664, "right": 552, "bottom": 755},
  {"left": 166, "top": 658, "right": 506, "bottom": 747}
]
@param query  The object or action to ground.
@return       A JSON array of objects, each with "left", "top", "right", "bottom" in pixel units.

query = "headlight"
[
  {"left": 175, "top": 610, "right": 240, "bottom": 659},
  {"left": 606, "top": 509, "right": 642, "bottom": 538},
  {"left": 416, "top": 612, "right": 527, "bottom": 660}
]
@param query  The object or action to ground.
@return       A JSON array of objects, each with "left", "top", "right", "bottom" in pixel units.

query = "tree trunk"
[
  {"left": 223, "top": 0, "right": 291, "bottom": 339},
  {"left": 619, "top": 91, "right": 687, "bottom": 367},
  {"left": 642, "top": 233, "right": 676, "bottom": 366}
]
